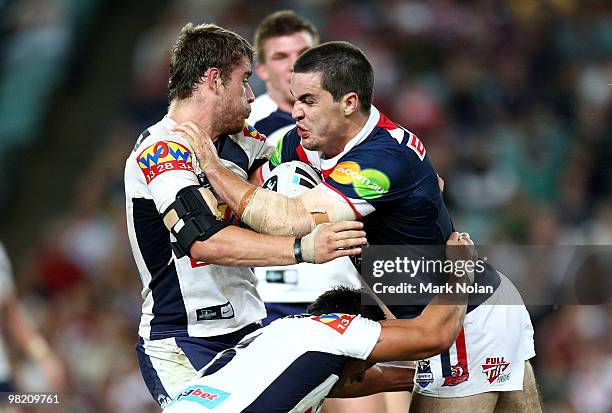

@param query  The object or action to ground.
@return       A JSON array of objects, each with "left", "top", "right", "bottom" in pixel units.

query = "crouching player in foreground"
[
  {"left": 164, "top": 233, "right": 475, "bottom": 413},
  {"left": 174, "top": 40, "right": 541, "bottom": 412}
]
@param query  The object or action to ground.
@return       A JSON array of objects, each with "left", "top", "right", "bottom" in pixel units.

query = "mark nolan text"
[{"left": 373, "top": 282, "right": 493, "bottom": 294}]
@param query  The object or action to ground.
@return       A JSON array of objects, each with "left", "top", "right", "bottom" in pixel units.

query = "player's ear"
[
  {"left": 199, "top": 67, "right": 222, "bottom": 92},
  {"left": 342, "top": 92, "right": 359, "bottom": 116}
]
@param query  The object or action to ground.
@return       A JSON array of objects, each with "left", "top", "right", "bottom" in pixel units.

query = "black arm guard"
[{"left": 164, "top": 185, "right": 230, "bottom": 258}]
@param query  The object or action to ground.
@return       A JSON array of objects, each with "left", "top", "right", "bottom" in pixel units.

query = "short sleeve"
[
  {"left": 311, "top": 314, "right": 381, "bottom": 360},
  {"left": 133, "top": 138, "right": 201, "bottom": 213},
  {"left": 0, "top": 242, "right": 15, "bottom": 303}
]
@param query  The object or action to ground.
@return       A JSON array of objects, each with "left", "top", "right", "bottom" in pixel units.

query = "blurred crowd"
[
  {"left": 0, "top": 0, "right": 100, "bottom": 206},
  {"left": 1, "top": 1, "right": 610, "bottom": 412}
]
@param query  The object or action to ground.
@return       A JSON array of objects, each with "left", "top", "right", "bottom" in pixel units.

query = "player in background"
[
  {"left": 163, "top": 232, "right": 474, "bottom": 413},
  {"left": 0, "top": 242, "right": 65, "bottom": 411},
  {"left": 125, "top": 24, "right": 366, "bottom": 408},
  {"left": 175, "top": 41, "right": 541, "bottom": 412}
]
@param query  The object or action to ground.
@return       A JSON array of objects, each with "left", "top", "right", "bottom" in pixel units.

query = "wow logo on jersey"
[
  {"left": 243, "top": 121, "right": 266, "bottom": 142},
  {"left": 169, "top": 385, "right": 230, "bottom": 409},
  {"left": 329, "top": 161, "right": 390, "bottom": 199},
  {"left": 137, "top": 141, "right": 194, "bottom": 184},
  {"left": 311, "top": 313, "right": 356, "bottom": 334}
]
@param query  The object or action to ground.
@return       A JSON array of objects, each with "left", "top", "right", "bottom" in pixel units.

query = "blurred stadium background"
[{"left": 0, "top": 0, "right": 610, "bottom": 411}]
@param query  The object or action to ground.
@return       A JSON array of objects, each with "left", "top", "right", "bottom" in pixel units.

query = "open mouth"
[{"left": 296, "top": 124, "right": 309, "bottom": 138}]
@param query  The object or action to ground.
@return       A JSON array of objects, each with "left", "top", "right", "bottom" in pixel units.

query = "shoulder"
[
  {"left": 127, "top": 125, "right": 197, "bottom": 185},
  {"left": 227, "top": 121, "right": 268, "bottom": 154},
  {"left": 248, "top": 94, "right": 278, "bottom": 125},
  {"left": 249, "top": 95, "right": 294, "bottom": 138},
  {"left": 129, "top": 118, "right": 192, "bottom": 160}
]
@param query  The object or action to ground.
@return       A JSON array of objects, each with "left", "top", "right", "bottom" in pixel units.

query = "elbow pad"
[{"left": 163, "top": 186, "right": 230, "bottom": 258}]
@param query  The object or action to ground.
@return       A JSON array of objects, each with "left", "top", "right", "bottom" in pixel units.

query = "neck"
[
  {"left": 168, "top": 98, "right": 219, "bottom": 141},
  {"left": 267, "top": 86, "right": 293, "bottom": 113},
  {"left": 323, "top": 110, "right": 370, "bottom": 158}
]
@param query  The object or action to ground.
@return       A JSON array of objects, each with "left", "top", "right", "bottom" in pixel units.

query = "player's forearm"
[
  {"left": 5, "top": 296, "right": 53, "bottom": 361},
  {"left": 416, "top": 276, "right": 468, "bottom": 353},
  {"left": 205, "top": 162, "right": 254, "bottom": 216},
  {"left": 190, "top": 225, "right": 296, "bottom": 267},
  {"left": 328, "top": 364, "right": 413, "bottom": 398},
  {"left": 207, "top": 162, "right": 315, "bottom": 237}
]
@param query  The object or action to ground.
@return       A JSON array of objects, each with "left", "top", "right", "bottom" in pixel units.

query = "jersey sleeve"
[
  {"left": 319, "top": 144, "right": 411, "bottom": 218},
  {"left": 134, "top": 136, "right": 201, "bottom": 213},
  {"left": 311, "top": 314, "right": 381, "bottom": 360},
  {"left": 0, "top": 242, "right": 15, "bottom": 304}
]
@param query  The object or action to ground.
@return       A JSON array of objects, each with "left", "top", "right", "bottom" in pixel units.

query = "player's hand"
[
  {"left": 303, "top": 221, "right": 367, "bottom": 264},
  {"left": 445, "top": 232, "right": 477, "bottom": 262},
  {"left": 173, "top": 121, "right": 221, "bottom": 172}
]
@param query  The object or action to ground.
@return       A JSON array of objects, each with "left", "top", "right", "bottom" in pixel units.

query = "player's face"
[
  {"left": 290, "top": 71, "right": 346, "bottom": 155},
  {"left": 217, "top": 56, "right": 255, "bottom": 135},
  {"left": 257, "top": 31, "right": 314, "bottom": 108}
]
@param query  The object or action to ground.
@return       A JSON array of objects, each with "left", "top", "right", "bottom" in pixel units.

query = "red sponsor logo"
[
  {"left": 190, "top": 258, "right": 210, "bottom": 268},
  {"left": 311, "top": 313, "right": 356, "bottom": 334},
  {"left": 190, "top": 388, "right": 218, "bottom": 401},
  {"left": 442, "top": 362, "right": 469, "bottom": 386},
  {"left": 482, "top": 357, "right": 510, "bottom": 384},
  {"left": 137, "top": 141, "right": 194, "bottom": 183}
]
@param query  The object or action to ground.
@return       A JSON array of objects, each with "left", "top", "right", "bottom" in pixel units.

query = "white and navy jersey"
[
  {"left": 247, "top": 94, "right": 295, "bottom": 147},
  {"left": 0, "top": 243, "right": 15, "bottom": 381},
  {"left": 125, "top": 116, "right": 273, "bottom": 339},
  {"left": 249, "top": 94, "right": 361, "bottom": 303},
  {"left": 163, "top": 313, "right": 381, "bottom": 413},
  {"left": 265, "top": 106, "right": 500, "bottom": 316}
]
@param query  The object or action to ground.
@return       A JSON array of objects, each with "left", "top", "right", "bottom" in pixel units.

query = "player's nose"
[
  {"left": 246, "top": 83, "right": 255, "bottom": 103},
  {"left": 292, "top": 102, "right": 304, "bottom": 121}
]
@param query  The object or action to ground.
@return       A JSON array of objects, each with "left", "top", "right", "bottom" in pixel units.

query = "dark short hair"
[
  {"left": 293, "top": 41, "right": 374, "bottom": 113},
  {"left": 307, "top": 286, "right": 386, "bottom": 321},
  {"left": 168, "top": 23, "right": 253, "bottom": 102},
  {"left": 254, "top": 10, "right": 319, "bottom": 63}
]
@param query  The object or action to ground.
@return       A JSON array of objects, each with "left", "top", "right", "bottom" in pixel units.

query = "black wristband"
[{"left": 293, "top": 238, "right": 304, "bottom": 264}]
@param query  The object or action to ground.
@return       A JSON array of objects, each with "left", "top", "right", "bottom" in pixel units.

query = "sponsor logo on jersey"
[
  {"left": 137, "top": 140, "right": 194, "bottom": 183},
  {"left": 329, "top": 161, "right": 390, "bottom": 199},
  {"left": 415, "top": 360, "right": 434, "bottom": 388},
  {"left": 442, "top": 362, "right": 469, "bottom": 386},
  {"left": 170, "top": 385, "right": 230, "bottom": 409},
  {"left": 311, "top": 313, "right": 356, "bottom": 334},
  {"left": 482, "top": 356, "right": 510, "bottom": 384},
  {"left": 243, "top": 121, "right": 266, "bottom": 142}
]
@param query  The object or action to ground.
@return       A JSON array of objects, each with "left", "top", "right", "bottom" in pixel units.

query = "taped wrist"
[
  {"left": 241, "top": 187, "right": 317, "bottom": 236},
  {"left": 300, "top": 227, "right": 317, "bottom": 263},
  {"left": 163, "top": 185, "right": 230, "bottom": 258}
]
